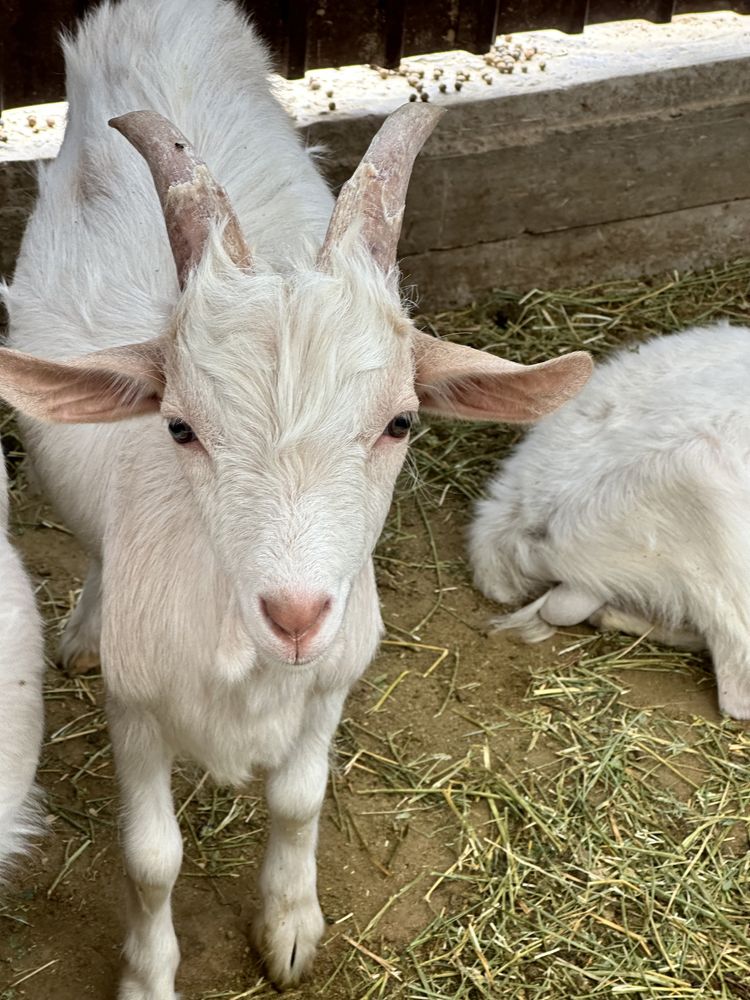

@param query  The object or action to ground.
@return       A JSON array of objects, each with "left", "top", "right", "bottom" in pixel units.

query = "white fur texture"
[
  {"left": 2, "top": 1, "right": 590, "bottom": 989},
  {"left": 469, "top": 321, "right": 750, "bottom": 720},
  {"left": 0, "top": 459, "right": 45, "bottom": 881},
  {"left": 3, "top": 0, "right": 412, "bottom": 992}
]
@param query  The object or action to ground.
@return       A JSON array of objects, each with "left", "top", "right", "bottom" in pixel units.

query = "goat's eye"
[
  {"left": 168, "top": 418, "right": 197, "bottom": 445},
  {"left": 384, "top": 412, "right": 414, "bottom": 439}
]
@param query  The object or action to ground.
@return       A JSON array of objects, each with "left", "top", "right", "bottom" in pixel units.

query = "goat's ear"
[
  {"left": 412, "top": 331, "right": 593, "bottom": 423},
  {"left": 0, "top": 340, "right": 166, "bottom": 423}
]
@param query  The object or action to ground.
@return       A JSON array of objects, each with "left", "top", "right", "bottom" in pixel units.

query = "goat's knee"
[
  {"left": 120, "top": 820, "right": 182, "bottom": 1000},
  {"left": 111, "top": 710, "right": 181, "bottom": 999},
  {"left": 122, "top": 812, "right": 182, "bottom": 890},
  {"left": 59, "top": 562, "right": 102, "bottom": 674},
  {"left": 540, "top": 584, "right": 603, "bottom": 627},
  {"left": 254, "top": 748, "right": 329, "bottom": 986}
]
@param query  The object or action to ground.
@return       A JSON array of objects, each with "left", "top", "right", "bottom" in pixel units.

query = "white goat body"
[
  {"left": 470, "top": 321, "right": 750, "bottom": 719},
  {"left": 1, "top": 0, "right": 591, "bottom": 993},
  {"left": 0, "top": 459, "right": 44, "bottom": 881}
]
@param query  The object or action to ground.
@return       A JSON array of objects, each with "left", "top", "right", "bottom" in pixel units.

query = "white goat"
[
  {"left": 0, "top": 458, "right": 44, "bottom": 880},
  {"left": 0, "top": 0, "right": 591, "bottom": 992},
  {"left": 469, "top": 321, "right": 750, "bottom": 720}
]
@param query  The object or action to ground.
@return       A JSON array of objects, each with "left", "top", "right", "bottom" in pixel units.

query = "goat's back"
[
  {"left": 470, "top": 321, "right": 750, "bottom": 597},
  {"left": 497, "top": 321, "right": 750, "bottom": 504},
  {"left": 7, "top": 0, "right": 333, "bottom": 361}
]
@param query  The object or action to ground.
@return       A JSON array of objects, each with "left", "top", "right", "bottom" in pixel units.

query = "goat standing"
[{"left": 0, "top": 0, "right": 591, "bottom": 992}]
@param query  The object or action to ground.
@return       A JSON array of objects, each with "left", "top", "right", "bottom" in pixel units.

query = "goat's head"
[{"left": 0, "top": 105, "right": 592, "bottom": 666}]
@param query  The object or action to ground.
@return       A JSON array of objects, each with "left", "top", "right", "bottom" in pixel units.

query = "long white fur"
[
  {"left": 2, "top": 0, "right": 417, "bottom": 994},
  {"left": 0, "top": 459, "right": 45, "bottom": 881},
  {"left": 469, "top": 321, "right": 750, "bottom": 720}
]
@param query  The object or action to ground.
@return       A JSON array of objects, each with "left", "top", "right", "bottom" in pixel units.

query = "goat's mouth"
[
  {"left": 258, "top": 592, "right": 332, "bottom": 663},
  {"left": 265, "top": 639, "right": 330, "bottom": 669}
]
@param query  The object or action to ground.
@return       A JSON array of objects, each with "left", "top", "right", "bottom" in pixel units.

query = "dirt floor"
[{"left": 1, "top": 270, "right": 750, "bottom": 999}]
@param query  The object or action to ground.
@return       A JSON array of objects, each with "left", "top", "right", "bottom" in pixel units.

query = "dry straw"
[{"left": 2, "top": 260, "right": 750, "bottom": 998}]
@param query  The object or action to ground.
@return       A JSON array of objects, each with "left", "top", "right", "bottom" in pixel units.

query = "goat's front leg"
[
  {"left": 59, "top": 561, "right": 102, "bottom": 674},
  {"left": 109, "top": 704, "right": 182, "bottom": 1000},
  {"left": 254, "top": 691, "right": 346, "bottom": 987}
]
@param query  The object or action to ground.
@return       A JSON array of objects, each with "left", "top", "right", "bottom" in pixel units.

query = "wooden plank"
[
  {"left": 454, "top": 0, "right": 500, "bottom": 52},
  {"left": 494, "top": 1, "right": 588, "bottom": 35},
  {"left": 305, "top": 0, "right": 386, "bottom": 70},
  {"left": 402, "top": 0, "right": 499, "bottom": 58},
  {"left": 241, "top": 0, "right": 294, "bottom": 76},
  {"left": 307, "top": 56, "right": 750, "bottom": 257},
  {"left": 400, "top": 199, "right": 750, "bottom": 308},
  {"left": 6, "top": 0, "right": 750, "bottom": 108},
  {"left": 675, "top": 1, "right": 750, "bottom": 12},
  {"left": 587, "top": 1, "right": 675, "bottom": 24},
  {"left": 383, "top": 0, "right": 407, "bottom": 67},
  {"left": 2, "top": 0, "right": 80, "bottom": 109},
  {"left": 397, "top": 100, "right": 750, "bottom": 255}
]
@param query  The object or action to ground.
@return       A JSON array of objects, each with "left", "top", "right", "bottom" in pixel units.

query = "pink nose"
[{"left": 260, "top": 593, "right": 331, "bottom": 658}]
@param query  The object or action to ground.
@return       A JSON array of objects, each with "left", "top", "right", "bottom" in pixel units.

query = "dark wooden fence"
[{"left": 3, "top": 1, "right": 749, "bottom": 110}]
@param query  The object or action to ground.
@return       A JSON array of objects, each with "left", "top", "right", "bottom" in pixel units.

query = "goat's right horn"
[
  {"left": 109, "top": 110, "right": 252, "bottom": 288},
  {"left": 317, "top": 103, "right": 444, "bottom": 274}
]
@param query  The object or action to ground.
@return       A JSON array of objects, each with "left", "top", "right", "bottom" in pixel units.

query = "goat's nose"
[{"left": 260, "top": 593, "right": 331, "bottom": 642}]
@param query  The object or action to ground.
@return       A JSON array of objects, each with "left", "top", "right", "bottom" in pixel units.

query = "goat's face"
[
  {"left": 158, "top": 248, "right": 417, "bottom": 664},
  {"left": 0, "top": 104, "right": 594, "bottom": 667}
]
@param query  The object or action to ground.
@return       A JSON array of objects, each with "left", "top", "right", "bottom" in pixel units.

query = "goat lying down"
[
  {"left": 0, "top": 458, "right": 44, "bottom": 881},
  {"left": 0, "top": 0, "right": 591, "bottom": 992},
  {"left": 469, "top": 321, "right": 750, "bottom": 720}
]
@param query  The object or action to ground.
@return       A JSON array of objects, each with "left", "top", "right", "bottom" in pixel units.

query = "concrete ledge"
[{"left": 2, "top": 12, "right": 749, "bottom": 306}]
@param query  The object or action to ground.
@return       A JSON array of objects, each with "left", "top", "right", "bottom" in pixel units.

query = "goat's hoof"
[
  {"left": 59, "top": 649, "right": 101, "bottom": 675},
  {"left": 253, "top": 897, "right": 325, "bottom": 988},
  {"left": 718, "top": 692, "right": 750, "bottom": 721},
  {"left": 118, "top": 973, "right": 180, "bottom": 1000}
]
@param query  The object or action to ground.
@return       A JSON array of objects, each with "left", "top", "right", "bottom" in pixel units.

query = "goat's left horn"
[
  {"left": 317, "top": 103, "right": 444, "bottom": 274},
  {"left": 109, "top": 110, "right": 252, "bottom": 288}
]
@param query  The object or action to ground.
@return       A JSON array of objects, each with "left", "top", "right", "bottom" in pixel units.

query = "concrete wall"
[{"left": 2, "top": 13, "right": 749, "bottom": 308}]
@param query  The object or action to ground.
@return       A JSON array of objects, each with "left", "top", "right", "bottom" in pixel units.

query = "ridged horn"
[
  {"left": 317, "top": 103, "right": 444, "bottom": 273},
  {"left": 109, "top": 110, "right": 252, "bottom": 288}
]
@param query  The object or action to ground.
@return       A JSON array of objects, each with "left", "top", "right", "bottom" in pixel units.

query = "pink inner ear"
[
  {"left": 412, "top": 331, "right": 594, "bottom": 423},
  {"left": 0, "top": 343, "right": 166, "bottom": 425},
  {"left": 417, "top": 373, "right": 542, "bottom": 422},
  {"left": 41, "top": 370, "right": 162, "bottom": 423}
]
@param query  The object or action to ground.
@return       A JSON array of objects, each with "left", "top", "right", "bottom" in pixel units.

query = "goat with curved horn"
[
  {"left": 110, "top": 110, "right": 252, "bottom": 287},
  {"left": 318, "top": 102, "right": 444, "bottom": 273},
  {"left": 2, "top": 1, "right": 595, "bottom": 992}
]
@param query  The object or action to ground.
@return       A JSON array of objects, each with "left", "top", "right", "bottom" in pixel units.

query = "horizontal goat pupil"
[
  {"left": 169, "top": 419, "right": 193, "bottom": 443},
  {"left": 389, "top": 413, "right": 411, "bottom": 437}
]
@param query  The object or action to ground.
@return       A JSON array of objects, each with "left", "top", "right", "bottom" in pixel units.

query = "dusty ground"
[{"left": 1, "top": 271, "right": 750, "bottom": 999}]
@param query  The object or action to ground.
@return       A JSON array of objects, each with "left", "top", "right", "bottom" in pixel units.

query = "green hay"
[{"left": 328, "top": 636, "right": 750, "bottom": 1000}]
